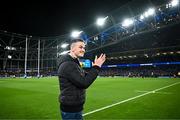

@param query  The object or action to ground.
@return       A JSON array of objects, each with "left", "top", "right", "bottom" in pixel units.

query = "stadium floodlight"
[
  {"left": 147, "top": 8, "right": 155, "bottom": 16},
  {"left": 4, "top": 46, "right": 16, "bottom": 51},
  {"left": 96, "top": 16, "right": 109, "bottom": 26},
  {"left": 144, "top": 11, "right": 149, "bottom": 17},
  {"left": 171, "top": 0, "right": 179, "bottom": 7},
  {"left": 144, "top": 8, "right": 155, "bottom": 18},
  {"left": 61, "top": 43, "right": 69, "bottom": 49},
  {"left": 8, "top": 55, "right": 12, "bottom": 59},
  {"left": 122, "top": 18, "right": 134, "bottom": 27},
  {"left": 140, "top": 15, "right": 144, "bottom": 20},
  {"left": 71, "top": 30, "right": 83, "bottom": 38}
]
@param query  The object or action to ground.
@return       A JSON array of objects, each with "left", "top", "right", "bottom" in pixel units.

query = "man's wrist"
[
  {"left": 92, "top": 65, "right": 101, "bottom": 70},
  {"left": 93, "top": 64, "right": 101, "bottom": 67}
]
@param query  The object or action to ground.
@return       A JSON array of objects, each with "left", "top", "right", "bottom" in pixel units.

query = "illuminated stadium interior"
[
  {"left": 0, "top": 0, "right": 179, "bottom": 78},
  {"left": 1, "top": 0, "right": 180, "bottom": 120}
]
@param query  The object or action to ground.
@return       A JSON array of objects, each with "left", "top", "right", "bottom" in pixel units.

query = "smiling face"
[{"left": 70, "top": 41, "right": 86, "bottom": 58}]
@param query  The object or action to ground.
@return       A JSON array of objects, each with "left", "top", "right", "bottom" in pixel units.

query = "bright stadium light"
[
  {"left": 71, "top": 30, "right": 83, "bottom": 38},
  {"left": 147, "top": 8, "right": 155, "bottom": 16},
  {"left": 122, "top": 18, "right": 134, "bottom": 27},
  {"left": 171, "top": 0, "right": 179, "bottom": 7},
  {"left": 144, "top": 8, "right": 155, "bottom": 18},
  {"left": 61, "top": 43, "right": 69, "bottom": 49},
  {"left": 140, "top": 15, "right": 145, "bottom": 20},
  {"left": 8, "top": 55, "right": 12, "bottom": 59},
  {"left": 144, "top": 11, "right": 149, "bottom": 17},
  {"left": 4, "top": 46, "right": 16, "bottom": 51},
  {"left": 96, "top": 16, "right": 109, "bottom": 26}
]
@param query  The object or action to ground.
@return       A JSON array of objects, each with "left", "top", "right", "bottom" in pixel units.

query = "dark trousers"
[{"left": 61, "top": 111, "right": 83, "bottom": 120}]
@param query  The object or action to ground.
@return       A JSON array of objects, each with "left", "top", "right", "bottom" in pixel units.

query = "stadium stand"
[{"left": 0, "top": 0, "right": 179, "bottom": 78}]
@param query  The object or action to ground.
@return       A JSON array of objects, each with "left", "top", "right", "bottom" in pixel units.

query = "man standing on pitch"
[{"left": 57, "top": 38, "right": 106, "bottom": 119}]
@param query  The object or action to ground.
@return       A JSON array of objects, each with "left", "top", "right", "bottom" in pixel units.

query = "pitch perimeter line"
[
  {"left": 83, "top": 81, "right": 180, "bottom": 116},
  {"left": 135, "top": 90, "right": 172, "bottom": 94}
]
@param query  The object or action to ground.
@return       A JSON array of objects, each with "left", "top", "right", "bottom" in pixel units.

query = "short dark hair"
[
  {"left": 69, "top": 39, "right": 85, "bottom": 50},
  {"left": 70, "top": 38, "right": 85, "bottom": 46}
]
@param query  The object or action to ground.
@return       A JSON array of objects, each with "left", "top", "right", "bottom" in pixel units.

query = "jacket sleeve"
[{"left": 60, "top": 61, "right": 100, "bottom": 89}]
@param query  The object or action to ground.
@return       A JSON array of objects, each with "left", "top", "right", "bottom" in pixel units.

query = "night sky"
[{"left": 0, "top": 0, "right": 131, "bottom": 37}]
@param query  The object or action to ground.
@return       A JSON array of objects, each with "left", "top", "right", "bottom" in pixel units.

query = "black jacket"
[{"left": 57, "top": 54, "right": 100, "bottom": 112}]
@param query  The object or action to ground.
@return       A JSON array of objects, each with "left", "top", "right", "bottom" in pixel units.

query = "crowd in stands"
[
  {"left": 0, "top": 64, "right": 179, "bottom": 78},
  {"left": 99, "top": 65, "right": 179, "bottom": 78},
  {"left": 0, "top": 69, "right": 57, "bottom": 78}
]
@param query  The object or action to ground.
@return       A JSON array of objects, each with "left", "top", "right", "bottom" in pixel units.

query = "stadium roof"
[{"left": 0, "top": 0, "right": 132, "bottom": 37}]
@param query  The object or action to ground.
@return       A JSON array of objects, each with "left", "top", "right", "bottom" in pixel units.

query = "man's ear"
[{"left": 71, "top": 47, "right": 75, "bottom": 52}]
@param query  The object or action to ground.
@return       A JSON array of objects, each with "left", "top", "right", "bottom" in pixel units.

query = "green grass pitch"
[{"left": 0, "top": 77, "right": 180, "bottom": 119}]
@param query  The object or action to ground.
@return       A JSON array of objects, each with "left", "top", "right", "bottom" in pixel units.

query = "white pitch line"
[
  {"left": 83, "top": 81, "right": 180, "bottom": 116},
  {"left": 135, "top": 90, "right": 150, "bottom": 93},
  {"left": 135, "top": 90, "right": 172, "bottom": 95}
]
